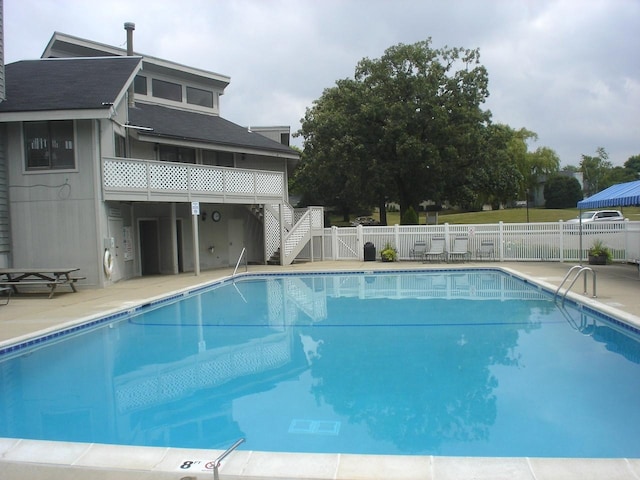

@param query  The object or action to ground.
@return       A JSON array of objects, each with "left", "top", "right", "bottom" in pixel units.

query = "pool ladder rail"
[
  {"left": 233, "top": 247, "right": 248, "bottom": 276},
  {"left": 213, "top": 438, "right": 245, "bottom": 480},
  {"left": 554, "top": 265, "right": 597, "bottom": 305}
]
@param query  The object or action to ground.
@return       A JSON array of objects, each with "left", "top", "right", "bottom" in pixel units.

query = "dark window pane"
[
  {"left": 49, "top": 121, "right": 75, "bottom": 169},
  {"left": 152, "top": 79, "right": 182, "bottom": 102},
  {"left": 24, "top": 121, "right": 49, "bottom": 169},
  {"left": 186, "top": 86, "right": 214, "bottom": 108},
  {"left": 216, "top": 151, "right": 234, "bottom": 167},
  {"left": 201, "top": 150, "right": 216, "bottom": 166},
  {"left": 115, "top": 134, "right": 126, "bottom": 157},
  {"left": 159, "top": 145, "right": 195, "bottom": 164},
  {"left": 24, "top": 120, "right": 75, "bottom": 170},
  {"left": 134, "top": 75, "right": 147, "bottom": 95}
]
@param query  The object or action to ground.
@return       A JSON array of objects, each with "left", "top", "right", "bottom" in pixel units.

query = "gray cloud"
[{"left": 4, "top": 0, "right": 639, "bottom": 165}]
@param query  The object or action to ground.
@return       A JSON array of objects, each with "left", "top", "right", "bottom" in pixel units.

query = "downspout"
[{"left": 94, "top": 119, "right": 108, "bottom": 287}]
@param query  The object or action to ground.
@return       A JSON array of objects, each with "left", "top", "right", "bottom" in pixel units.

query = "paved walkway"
[{"left": 1, "top": 261, "right": 640, "bottom": 480}]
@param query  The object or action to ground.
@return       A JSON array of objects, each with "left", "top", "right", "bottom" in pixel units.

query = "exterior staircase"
[{"left": 263, "top": 203, "right": 324, "bottom": 266}]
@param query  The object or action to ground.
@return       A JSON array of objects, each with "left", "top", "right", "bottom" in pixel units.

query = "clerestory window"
[
  {"left": 24, "top": 120, "right": 75, "bottom": 170},
  {"left": 186, "top": 86, "right": 214, "bottom": 108},
  {"left": 152, "top": 79, "right": 182, "bottom": 102}
]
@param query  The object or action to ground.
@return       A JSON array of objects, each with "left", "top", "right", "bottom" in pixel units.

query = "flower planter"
[{"left": 588, "top": 254, "right": 608, "bottom": 265}]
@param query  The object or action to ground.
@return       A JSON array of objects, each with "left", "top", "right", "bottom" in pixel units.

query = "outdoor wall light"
[{"left": 201, "top": 211, "right": 207, "bottom": 221}]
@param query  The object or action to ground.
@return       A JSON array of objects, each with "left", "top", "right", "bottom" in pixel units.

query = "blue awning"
[{"left": 577, "top": 180, "right": 640, "bottom": 209}]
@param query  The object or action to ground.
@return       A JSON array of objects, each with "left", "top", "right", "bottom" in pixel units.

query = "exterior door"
[
  {"left": 139, "top": 219, "right": 160, "bottom": 275},
  {"left": 228, "top": 219, "right": 244, "bottom": 267}
]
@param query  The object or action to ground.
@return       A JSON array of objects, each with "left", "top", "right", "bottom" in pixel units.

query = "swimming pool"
[{"left": 1, "top": 269, "right": 640, "bottom": 459}]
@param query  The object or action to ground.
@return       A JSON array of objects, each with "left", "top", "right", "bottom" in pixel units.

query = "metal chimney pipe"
[
  {"left": 124, "top": 22, "right": 136, "bottom": 108},
  {"left": 124, "top": 22, "right": 135, "bottom": 55}
]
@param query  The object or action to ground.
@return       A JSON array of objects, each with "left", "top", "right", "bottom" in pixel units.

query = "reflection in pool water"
[{"left": 1, "top": 270, "right": 639, "bottom": 458}]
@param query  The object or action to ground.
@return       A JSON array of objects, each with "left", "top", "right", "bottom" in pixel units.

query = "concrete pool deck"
[{"left": 1, "top": 260, "right": 640, "bottom": 479}]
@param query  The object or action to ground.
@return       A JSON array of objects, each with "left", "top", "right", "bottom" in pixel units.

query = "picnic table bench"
[
  {"left": 0, "top": 286, "right": 11, "bottom": 305},
  {"left": 0, "top": 268, "right": 84, "bottom": 299}
]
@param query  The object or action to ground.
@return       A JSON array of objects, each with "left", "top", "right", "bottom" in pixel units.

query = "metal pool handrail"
[
  {"left": 233, "top": 247, "right": 247, "bottom": 276},
  {"left": 554, "top": 265, "right": 597, "bottom": 305},
  {"left": 213, "top": 437, "right": 245, "bottom": 480}
]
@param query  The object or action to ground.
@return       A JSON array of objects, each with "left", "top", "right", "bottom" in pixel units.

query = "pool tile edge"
[{"left": 2, "top": 440, "right": 639, "bottom": 480}]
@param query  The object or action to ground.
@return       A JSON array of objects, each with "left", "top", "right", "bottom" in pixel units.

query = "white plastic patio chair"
[
  {"left": 476, "top": 240, "right": 495, "bottom": 260},
  {"left": 448, "top": 237, "right": 470, "bottom": 262},
  {"left": 423, "top": 237, "right": 446, "bottom": 262},
  {"left": 410, "top": 240, "right": 427, "bottom": 261}
]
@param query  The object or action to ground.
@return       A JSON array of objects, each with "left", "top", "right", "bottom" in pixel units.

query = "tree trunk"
[{"left": 378, "top": 199, "right": 387, "bottom": 226}]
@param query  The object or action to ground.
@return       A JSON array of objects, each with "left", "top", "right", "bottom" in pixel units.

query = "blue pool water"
[{"left": 1, "top": 269, "right": 640, "bottom": 458}]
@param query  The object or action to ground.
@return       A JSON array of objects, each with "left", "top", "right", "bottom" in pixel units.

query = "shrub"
[
  {"left": 544, "top": 175, "right": 583, "bottom": 208},
  {"left": 401, "top": 206, "right": 419, "bottom": 225},
  {"left": 380, "top": 242, "right": 398, "bottom": 262}
]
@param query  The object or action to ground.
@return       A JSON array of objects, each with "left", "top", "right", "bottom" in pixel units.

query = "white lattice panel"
[
  {"left": 226, "top": 170, "right": 254, "bottom": 193},
  {"left": 311, "top": 208, "right": 324, "bottom": 228},
  {"left": 103, "top": 159, "right": 147, "bottom": 188},
  {"left": 256, "top": 172, "right": 283, "bottom": 195},
  {"left": 149, "top": 163, "right": 188, "bottom": 190},
  {"left": 103, "top": 158, "right": 286, "bottom": 202},
  {"left": 265, "top": 208, "right": 281, "bottom": 259},
  {"left": 283, "top": 203, "right": 294, "bottom": 225},
  {"left": 285, "top": 218, "right": 310, "bottom": 256},
  {"left": 190, "top": 167, "right": 225, "bottom": 192}
]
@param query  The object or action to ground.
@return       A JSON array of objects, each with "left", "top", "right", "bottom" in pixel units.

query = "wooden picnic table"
[{"left": 0, "top": 268, "right": 84, "bottom": 298}]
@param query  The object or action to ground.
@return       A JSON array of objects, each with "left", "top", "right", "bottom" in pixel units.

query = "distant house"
[{"left": 0, "top": 26, "right": 323, "bottom": 287}]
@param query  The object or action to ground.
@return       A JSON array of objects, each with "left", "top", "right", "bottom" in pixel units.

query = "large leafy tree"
[
  {"left": 580, "top": 147, "right": 612, "bottom": 196},
  {"left": 624, "top": 154, "right": 640, "bottom": 178},
  {"left": 472, "top": 124, "right": 523, "bottom": 210},
  {"left": 295, "top": 39, "right": 492, "bottom": 220},
  {"left": 508, "top": 129, "right": 560, "bottom": 202},
  {"left": 291, "top": 79, "right": 385, "bottom": 220}
]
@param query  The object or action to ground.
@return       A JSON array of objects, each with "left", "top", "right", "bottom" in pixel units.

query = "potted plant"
[
  {"left": 380, "top": 242, "right": 398, "bottom": 262},
  {"left": 588, "top": 239, "right": 612, "bottom": 265}
]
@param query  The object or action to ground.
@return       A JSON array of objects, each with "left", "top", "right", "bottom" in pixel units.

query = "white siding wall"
[{"left": 0, "top": 125, "right": 9, "bottom": 267}]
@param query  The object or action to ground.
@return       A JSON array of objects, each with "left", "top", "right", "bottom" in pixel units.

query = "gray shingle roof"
[
  {"left": 128, "top": 103, "right": 298, "bottom": 156},
  {"left": 0, "top": 57, "right": 141, "bottom": 112},
  {"left": 0, "top": 55, "right": 298, "bottom": 159}
]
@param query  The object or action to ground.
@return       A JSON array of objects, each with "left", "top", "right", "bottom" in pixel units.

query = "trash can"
[{"left": 364, "top": 242, "right": 376, "bottom": 261}]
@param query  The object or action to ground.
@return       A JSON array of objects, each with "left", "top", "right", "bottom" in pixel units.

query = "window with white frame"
[
  {"left": 152, "top": 78, "right": 182, "bottom": 102},
  {"left": 24, "top": 120, "right": 75, "bottom": 170},
  {"left": 134, "top": 75, "right": 148, "bottom": 95},
  {"left": 186, "top": 86, "right": 214, "bottom": 108}
]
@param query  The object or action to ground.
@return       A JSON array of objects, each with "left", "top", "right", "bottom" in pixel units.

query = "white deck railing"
[
  {"left": 322, "top": 221, "right": 640, "bottom": 263},
  {"left": 102, "top": 156, "right": 285, "bottom": 203}
]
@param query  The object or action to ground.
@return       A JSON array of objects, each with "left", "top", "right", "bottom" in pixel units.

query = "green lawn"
[{"left": 331, "top": 206, "right": 640, "bottom": 226}]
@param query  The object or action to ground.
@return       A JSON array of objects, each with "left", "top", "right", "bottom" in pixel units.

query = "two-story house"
[{"left": 0, "top": 24, "right": 323, "bottom": 288}]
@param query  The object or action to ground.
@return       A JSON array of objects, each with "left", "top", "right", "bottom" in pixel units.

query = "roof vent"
[{"left": 124, "top": 22, "right": 136, "bottom": 108}]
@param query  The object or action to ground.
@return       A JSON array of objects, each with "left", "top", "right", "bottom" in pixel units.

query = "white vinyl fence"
[{"left": 320, "top": 221, "right": 640, "bottom": 263}]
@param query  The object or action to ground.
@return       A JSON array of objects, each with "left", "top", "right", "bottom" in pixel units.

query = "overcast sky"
[{"left": 4, "top": 0, "right": 639, "bottom": 166}]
